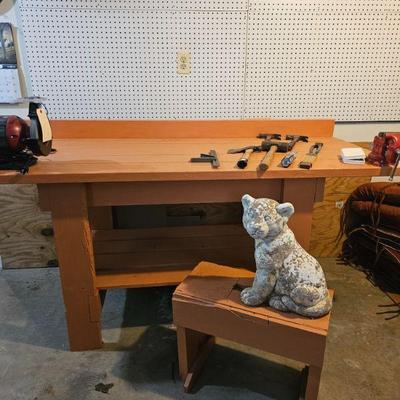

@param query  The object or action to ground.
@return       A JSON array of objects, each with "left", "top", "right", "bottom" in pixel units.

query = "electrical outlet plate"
[
  {"left": 335, "top": 201, "right": 345, "bottom": 209},
  {"left": 177, "top": 50, "right": 191, "bottom": 75}
]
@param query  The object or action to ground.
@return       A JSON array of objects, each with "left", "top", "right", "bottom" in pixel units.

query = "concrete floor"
[{"left": 0, "top": 259, "right": 399, "bottom": 400}]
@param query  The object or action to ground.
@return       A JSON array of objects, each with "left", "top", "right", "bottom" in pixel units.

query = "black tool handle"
[{"left": 237, "top": 148, "right": 253, "bottom": 169}]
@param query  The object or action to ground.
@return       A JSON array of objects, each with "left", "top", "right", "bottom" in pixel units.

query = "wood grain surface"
[
  {"left": 93, "top": 224, "right": 255, "bottom": 273},
  {"left": 0, "top": 136, "right": 381, "bottom": 184},
  {"left": 0, "top": 184, "right": 56, "bottom": 269},
  {"left": 309, "top": 176, "right": 372, "bottom": 257},
  {"left": 50, "top": 119, "right": 335, "bottom": 139}
]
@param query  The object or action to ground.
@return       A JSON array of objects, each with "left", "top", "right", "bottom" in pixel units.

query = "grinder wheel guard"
[{"left": 0, "top": 101, "right": 53, "bottom": 173}]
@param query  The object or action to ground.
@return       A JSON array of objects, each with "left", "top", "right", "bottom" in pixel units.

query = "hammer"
[
  {"left": 255, "top": 134, "right": 283, "bottom": 171},
  {"left": 228, "top": 143, "right": 267, "bottom": 169},
  {"left": 258, "top": 134, "right": 309, "bottom": 171},
  {"left": 285, "top": 134, "right": 309, "bottom": 151},
  {"left": 228, "top": 134, "right": 282, "bottom": 169}
]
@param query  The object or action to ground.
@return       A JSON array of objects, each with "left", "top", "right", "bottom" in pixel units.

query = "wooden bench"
[
  {"left": 173, "top": 261, "right": 333, "bottom": 399},
  {"left": 0, "top": 119, "right": 370, "bottom": 351}
]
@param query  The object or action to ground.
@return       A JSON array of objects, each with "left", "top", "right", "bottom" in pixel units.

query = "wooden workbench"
[{"left": 0, "top": 119, "right": 381, "bottom": 351}]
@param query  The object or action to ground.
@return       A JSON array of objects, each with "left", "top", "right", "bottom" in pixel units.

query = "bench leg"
[
  {"left": 301, "top": 365, "right": 322, "bottom": 400},
  {"left": 176, "top": 326, "right": 215, "bottom": 393},
  {"left": 51, "top": 184, "right": 103, "bottom": 351},
  {"left": 282, "top": 178, "right": 318, "bottom": 251}
]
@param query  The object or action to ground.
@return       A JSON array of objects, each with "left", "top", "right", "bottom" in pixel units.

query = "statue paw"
[{"left": 240, "top": 287, "right": 265, "bottom": 306}]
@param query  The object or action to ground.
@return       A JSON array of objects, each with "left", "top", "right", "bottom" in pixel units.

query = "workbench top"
[{"left": 0, "top": 136, "right": 381, "bottom": 184}]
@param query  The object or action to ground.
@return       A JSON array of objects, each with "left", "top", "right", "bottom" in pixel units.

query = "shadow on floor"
[
  {"left": 111, "top": 325, "right": 301, "bottom": 400},
  {"left": 104, "top": 286, "right": 301, "bottom": 399}
]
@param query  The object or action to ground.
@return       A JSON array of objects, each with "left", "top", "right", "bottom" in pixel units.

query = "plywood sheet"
[
  {"left": 309, "top": 176, "right": 372, "bottom": 257},
  {"left": 0, "top": 184, "right": 56, "bottom": 269}
]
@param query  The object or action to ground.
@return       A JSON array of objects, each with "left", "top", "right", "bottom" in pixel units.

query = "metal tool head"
[
  {"left": 190, "top": 150, "right": 220, "bottom": 168},
  {"left": 286, "top": 134, "right": 309, "bottom": 143},
  {"left": 257, "top": 133, "right": 281, "bottom": 141},
  {"left": 227, "top": 145, "right": 260, "bottom": 154},
  {"left": 309, "top": 142, "right": 324, "bottom": 155},
  {"left": 261, "top": 140, "right": 291, "bottom": 152}
]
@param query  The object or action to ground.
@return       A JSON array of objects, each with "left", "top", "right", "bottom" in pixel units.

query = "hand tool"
[
  {"left": 228, "top": 144, "right": 263, "bottom": 169},
  {"left": 299, "top": 142, "right": 323, "bottom": 169},
  {"left": 228, "top": 136, "right": 281, "bottom": 169},
  {"left": 257, "top": 134, "right": 308, "bottom": 171},
  {"left": 190, "top": 150, "right": 220, "bottom": 168},
  {"left": 285, "top": 134, "right": 309, "bottom": 150},
  {"left": 257, "top": 134, "right": 288, "bottom": 172},
  {"left": 257, "top": 133, "right": 282, "bottom": 141},
  {"left": 280, "top": 151, "right": 297, "bottom": 168},
  {"left": 258, "top": 133, "right": 308, "bottom": 151}
]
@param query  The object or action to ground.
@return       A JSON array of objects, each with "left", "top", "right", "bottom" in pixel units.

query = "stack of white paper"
[{"left": 340, "top": 148, "right": 366, "bottom": 164}]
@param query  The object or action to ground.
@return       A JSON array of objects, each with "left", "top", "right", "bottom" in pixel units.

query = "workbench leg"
[
  {"left": 282, "top": 179, "right": 318, "bottom": 251},
  {"left": 302, "top": 365, "right": 322, "bottom": 400},
  {"left": 177, "top": 326, "right": 215, "bottom": 393},
  {"left": 50, "top": 183, "right": 102, "bottom": 351}
]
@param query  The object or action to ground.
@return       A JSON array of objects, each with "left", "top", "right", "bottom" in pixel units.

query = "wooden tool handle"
[
  {"left": 259, "top": 145, "right": 277, "bottom": 171},
  {"left": 299, "top": 154, "right": 317, "bottom": 169},
  {"left": 237, "top": 148, "right": 253, "bottom": 169}
]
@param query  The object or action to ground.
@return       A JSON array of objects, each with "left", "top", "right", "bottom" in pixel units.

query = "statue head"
[{"left": 241, "top": 194, "right": 294, "bottom": 239}]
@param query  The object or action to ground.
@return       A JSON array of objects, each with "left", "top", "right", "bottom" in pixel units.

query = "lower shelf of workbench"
[
  {"left": 92, "top": 224, "right": 255, "bottom": 290},
  {"left": 95, "top": 267, "right": 192, "bottom": 290}
]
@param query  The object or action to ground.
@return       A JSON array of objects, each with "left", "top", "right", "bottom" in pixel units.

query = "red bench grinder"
[{"left": 0, "top": 100, "right": 53, "bottom": 173}]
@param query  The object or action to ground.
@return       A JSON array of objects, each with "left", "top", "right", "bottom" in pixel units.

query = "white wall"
[
  {"left": 1, "top": 0, "right": 399, "bottom": 140},
  {"left": 334, "top": 122, "right": 400, "bottom": 143}
]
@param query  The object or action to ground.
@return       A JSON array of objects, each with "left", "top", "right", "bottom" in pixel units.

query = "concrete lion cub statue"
[{"left": 240, "top": 194, "right": 332, "bottom": 318}]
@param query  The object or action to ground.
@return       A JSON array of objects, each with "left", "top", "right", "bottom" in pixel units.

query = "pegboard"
[
  {"left": 17, "top": 1, "right": 400, "bottom": 121},
  {"left": 245, "top": 1, "right": 400, "bottom": 120},
  {"left": 19, "top": 8, "right": 247, "bottom": 119},
  {"left": 0, "top": 69, "right": 22, "bottom": 103},
  {"left": 18, "top": 0, "right": 248, "bottom": 11}
]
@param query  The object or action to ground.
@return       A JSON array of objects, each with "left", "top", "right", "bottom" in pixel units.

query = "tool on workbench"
[
  {"left": 280, "top": 151, "right": 297, "bottom": 168},
  {"left": 285, "top": 134, "right": 309, "bottom": 150},
  {"left": 257, "top": 134, "right": 308, "bottom": 171},
  {"left": 299, "top": 142, "right": 323, "bottom": 169},
  {"left": 257, "top": 133, "right": 281, "bottom": 141},
  {"left": 190, "top": 150, "right": 220, "bottom": 168},
  {"left": 227, "top": 139, "right": 275, "bottom": 169},
  {"left": 277, "top": 135, "right": 308, "bottom": 168},
  {"left": 258, "top": 133, "right": 308, "bottom": 151},
  {"left": 258, "top": 134, "right": 292, "bottom": 171},
  {"left": 0, "top": 98, "right": 53, "bottom": 173}
]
